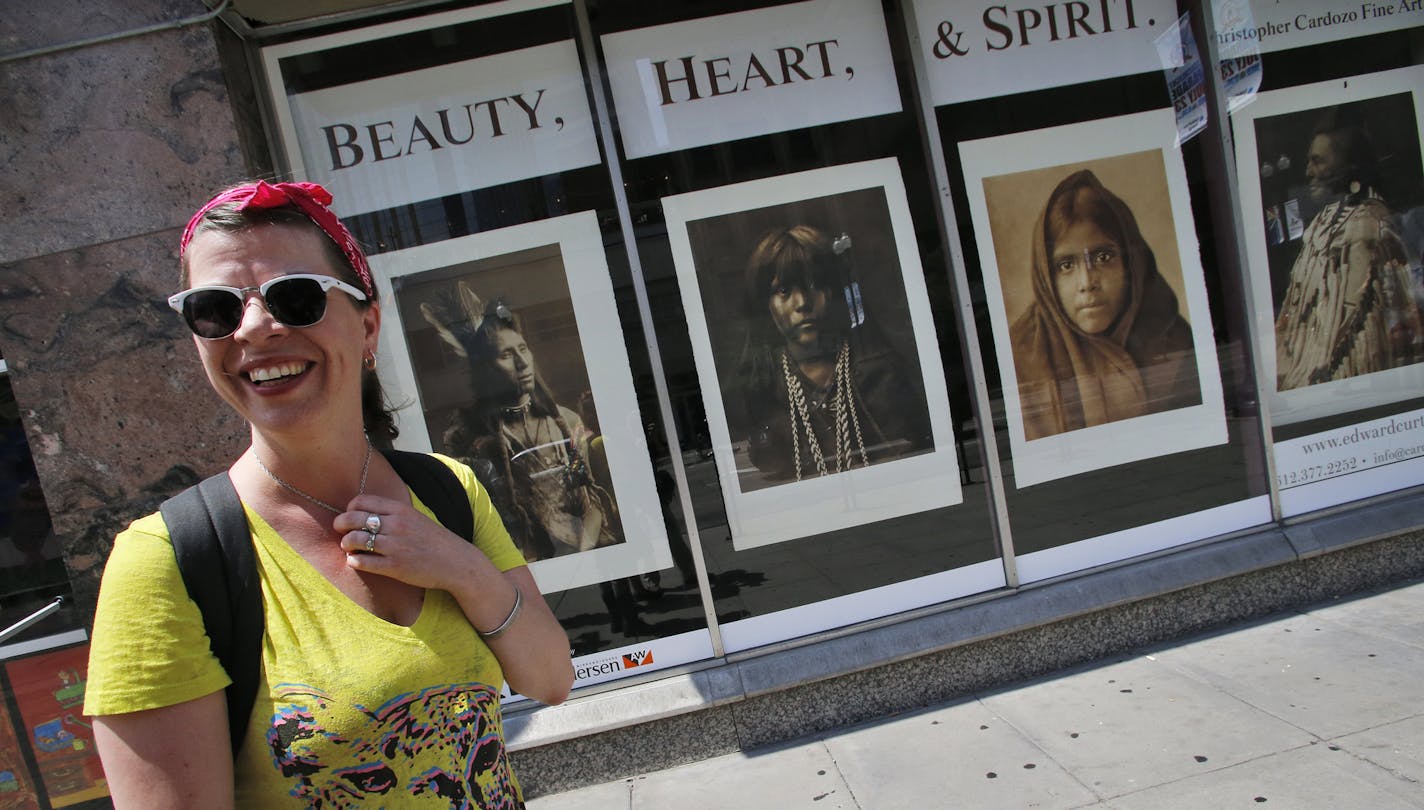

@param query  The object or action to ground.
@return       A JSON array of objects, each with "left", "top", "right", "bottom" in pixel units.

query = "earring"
[{"left": 363, "top": 351, "right": 377, "bottom": 371}]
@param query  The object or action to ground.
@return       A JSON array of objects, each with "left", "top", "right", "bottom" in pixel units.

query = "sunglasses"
[{"left": 168, "top": 274, "right": 368, "bottom": 340}]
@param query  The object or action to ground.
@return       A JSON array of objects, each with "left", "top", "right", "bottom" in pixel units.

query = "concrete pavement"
[{"left": 528, "top": 578, "right": 1424, "bottom": 809}]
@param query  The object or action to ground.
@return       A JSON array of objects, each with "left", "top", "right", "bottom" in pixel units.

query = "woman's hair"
[
  {"left": 180, "top": 187, "right": 399, "bottom": 445},
  {"left": 1043, "top": 180, "right": 1129, "bottom": 261}
]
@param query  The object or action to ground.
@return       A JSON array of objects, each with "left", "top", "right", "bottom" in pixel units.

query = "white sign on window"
[
  {"left": 600, "top": 0, "right": 903, "bottom": 159},
  {"left": 1214, "top": 0, "right": 1424, "bottom": 55},
  {"left": 911, "top": 0, "right": 1179, "bottom": 106},
  {"left": 266, "top": 40, "right": 601, "bottom": 218}
]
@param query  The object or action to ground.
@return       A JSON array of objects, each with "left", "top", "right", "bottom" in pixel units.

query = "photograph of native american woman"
[
  {"left": 1250, "top": 91, "right": 1424, "bottom": 392},
  {"left": 982, "top": 150, "right": 1204, "bottom": 441},
  {"left": 684, "top": 187, "right": 936, "bottom": 494},
  {"left": 393, "top": 244, "right": 626, "bottom": 564}
]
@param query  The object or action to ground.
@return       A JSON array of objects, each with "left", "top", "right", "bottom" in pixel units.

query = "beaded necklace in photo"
[{"left": 781, "top": 339, "right": 869, "bottom": 481}]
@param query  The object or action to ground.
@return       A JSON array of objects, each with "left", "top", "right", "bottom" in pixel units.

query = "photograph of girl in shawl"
[
  {"left": 1007, "top": 167, "right": 1203, "bottom": 440},
  {"left": 962, "top": 112, "right": 1227, "bottom": 487},
  {"left": 686, "top": 189, "right": 935, "bottom": 493},
  {"left": 416, "top": 282, "right": 624, "bottom": 563}
]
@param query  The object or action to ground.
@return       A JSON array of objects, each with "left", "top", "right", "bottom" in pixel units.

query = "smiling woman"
[
  {"left": 1009, "top": 169, "right": 1203, "bottom": 441},
  {"left": 83, "top": 180, "right": 571, "bottom": 809}
]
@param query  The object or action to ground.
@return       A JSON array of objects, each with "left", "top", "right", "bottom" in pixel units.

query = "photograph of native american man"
[
  {"left": 685, "top": 188, "right": 936, "bottom": 493},
  {"left": 1252, "top": 93, "right": 1424, "bottom": 391},
  {"left": 983, "top": 151, "right": 1204, "bottom": 441},
  {"left": 399, "top": 251, "right": 625, "bottom": 563}
]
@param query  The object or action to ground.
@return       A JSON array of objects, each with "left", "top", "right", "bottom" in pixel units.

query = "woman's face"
[
  {"left": 184, "top": 223, "right": 378, "bottom": 439},
  {"left": 488, "top": 327, "right": 537, "bottom": 399},
  {"left": 1050, "top": 219, "right": 1129, "bottom": 335},
  {"left": 768, "top": 278, "right": 829, "bottom": 353}
]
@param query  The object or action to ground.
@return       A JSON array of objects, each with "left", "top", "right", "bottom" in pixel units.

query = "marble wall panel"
[
  {"left": 0, "top": 229, "right": 248, "bottom": 614},
  {"left": 0, "top": 10, "right": 245, "bottom": 265}
]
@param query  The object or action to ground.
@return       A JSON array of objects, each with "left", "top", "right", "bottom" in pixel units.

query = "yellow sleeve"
[
  {"left": 428, "top": 453, "right": 528, "bottom": 573},
  {"left": 84, "top": 512, "right": 231, "bottom": 717}
]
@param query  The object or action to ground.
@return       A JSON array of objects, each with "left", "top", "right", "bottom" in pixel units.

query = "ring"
[
  {"left": 365, "top": 514, "right": 382, "bottom": 535},
  {"left": 365, "top": 531, "right": 376, "bottom": 553}
]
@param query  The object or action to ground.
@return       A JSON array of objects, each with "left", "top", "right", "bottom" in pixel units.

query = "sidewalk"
[{"left": 528, "top": 578, "right": 1424, "bottom": 809}]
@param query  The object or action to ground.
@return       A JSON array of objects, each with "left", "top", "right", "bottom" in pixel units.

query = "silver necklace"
[{"left": 254, "top": 440, "right": 372, "bottom": 515}]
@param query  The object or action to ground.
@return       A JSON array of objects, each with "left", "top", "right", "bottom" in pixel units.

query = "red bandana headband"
[{"left": 179, "top": 181, "right": 375, "bottom": 298}]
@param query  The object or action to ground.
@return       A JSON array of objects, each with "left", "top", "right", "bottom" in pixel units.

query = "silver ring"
[
  {"left": 365, "top": 531, "right": 376, "bottom": 553},
  {"left": 365, "top": 513, "right": 382, "bottom": 535}
]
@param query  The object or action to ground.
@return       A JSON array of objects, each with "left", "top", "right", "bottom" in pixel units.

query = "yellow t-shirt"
[{"left": 85, "top": 455, "right": 529, "bottom": 808}]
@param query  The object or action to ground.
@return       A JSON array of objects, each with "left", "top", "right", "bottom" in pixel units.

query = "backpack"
[{"left": 159, "top": 450, "right": 474, "bottom": 755}]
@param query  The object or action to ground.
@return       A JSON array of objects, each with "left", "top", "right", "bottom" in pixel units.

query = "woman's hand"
[
  {"left": 332, "top": 494, "right": 573, "bottom": 706},
  {"left": 333, "top": 494, "right": 475, "bottom": 593}
]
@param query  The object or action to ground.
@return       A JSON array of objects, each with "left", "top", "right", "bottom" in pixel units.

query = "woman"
[
  {"left": 84, "top": 181, "right": 572, "bottom": 808},
  {"left": 1009, "top": 170, "right": 1201, "bottom": 441},
  {"left": 421, "top": 283, "right": 622, "bottom": 563},
  {"left": 734, "top": 225, "right": 932, "bottom": 487}
]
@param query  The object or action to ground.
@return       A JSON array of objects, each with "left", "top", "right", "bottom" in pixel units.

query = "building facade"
[{"left": 1, "top": 0, "right": 1423, "bottom": 803}]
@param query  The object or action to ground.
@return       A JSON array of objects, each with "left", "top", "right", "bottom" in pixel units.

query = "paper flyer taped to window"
[{"left": 1156, "top": 13, "right": 1207, "bottom": 146}]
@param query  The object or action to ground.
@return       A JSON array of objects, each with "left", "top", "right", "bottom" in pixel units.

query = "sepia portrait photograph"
[
  {"left": 960, "top": 109, "right": 1227, "bottom": 488},
  {"left": 370, "top": 212, "right": 671, "bottom": 593},
  {"left": 663, "top": 158, "right": 963, "bottom": 551},
  {"left": 1232, "top": 66, "right": 1424, "bottom": 426}
]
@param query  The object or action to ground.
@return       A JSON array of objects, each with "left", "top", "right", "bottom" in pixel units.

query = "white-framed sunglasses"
[{"left": 168, "top": 273, "right": 368, "bottom": 340}]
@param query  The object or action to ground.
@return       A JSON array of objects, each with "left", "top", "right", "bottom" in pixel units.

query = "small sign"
[
  {"left": 912, "top": 0, "right": 1179, "bottom": 106},
  {"left": 270, "top": 40, "right": 601, "bottom": 218},
  {"left": 1215, "top": 0, "right": 1424, "bottom": 55},
  {"left": 600, "top": 0, "right": 902, "bottom": 159}
]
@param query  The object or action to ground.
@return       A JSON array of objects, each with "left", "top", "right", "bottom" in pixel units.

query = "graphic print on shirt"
[{"left": 266, "top": 682, "right": 519, "bottom": 808}]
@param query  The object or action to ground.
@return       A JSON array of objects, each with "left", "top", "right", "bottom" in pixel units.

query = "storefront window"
[
  {"left": 914, "top": 0, "right": 1273, "bottom": 581},
  {"left": 1224, "top": 17, "right": 1424, "bottom": 517},
  {"left": 261, "top": 1, "right": 713, "bottom": 692},
  {"left": 591, "top": 0, "right": 1002, "bottom": 654}
]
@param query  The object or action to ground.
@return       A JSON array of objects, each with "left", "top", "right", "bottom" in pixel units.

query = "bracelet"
[{"left": 477, "top": 587, "right": 523, "bottom": 640}]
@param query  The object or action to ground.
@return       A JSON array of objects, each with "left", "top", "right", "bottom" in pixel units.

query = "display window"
[
  {"left": 1224, "top": 8, "right": 1424, "bottom": 516},
  {"left": 915, "top": 0, "right": 1273, "bottom": 582},
  {"left": 591, "top": 0, "right": 1001, "bottom": 655},
  {"left": 261, "top": 0, "right": 712, "bottom": 692}
]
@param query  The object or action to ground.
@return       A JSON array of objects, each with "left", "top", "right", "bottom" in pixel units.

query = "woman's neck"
[{"left": 245, "top": 427, "right": 373, "bottom": 510}]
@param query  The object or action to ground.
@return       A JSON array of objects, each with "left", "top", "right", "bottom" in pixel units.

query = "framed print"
[
  {"left": 662, "top": 158, "right": 963, "bottom": 551},
  {"left": 3, "top": 643, "right": 107, "bottom": 807},
  {"left": 0, "top": 687, "right": 41, "bottom": 810},
  {"left": 1231, "top": 66, "right": 1424, "bottom": 427},
  {"left": 371, "top": 211, "right": 672, "bottom": 593},
  {"left": 959, "top": 109, "right": 1228, "bottom": 488}
]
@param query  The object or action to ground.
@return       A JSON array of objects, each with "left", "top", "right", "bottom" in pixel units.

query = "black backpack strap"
[
  {"left": 160, "top": 472, "right": 261, "bottom": 756},
  {"left": 382, "top": 450, "right": 474, "bottom": 542}
]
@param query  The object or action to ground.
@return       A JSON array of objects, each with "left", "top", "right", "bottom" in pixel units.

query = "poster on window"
[
  {"left": 0, "top": 684, "right": 41, "bottom": 809},
  {"left": 1231, "top": 65, "right": 1424, "bottom": 428},
  {"left": 958, "top": 108, "right": 1227, "bottom": 488},
  {"left": 371, "top": 211, "right": 671, "bottom": 593},
  {"left": 3, "top": 643, "right": 106, "bottom": 808},
  {"left": 662, "top": 158, "right": 962, "bottom": 551}
]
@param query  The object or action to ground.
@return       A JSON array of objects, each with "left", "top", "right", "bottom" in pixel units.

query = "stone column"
[{"left": 0, "top": 1, "right": 253, "bottom": 619}]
